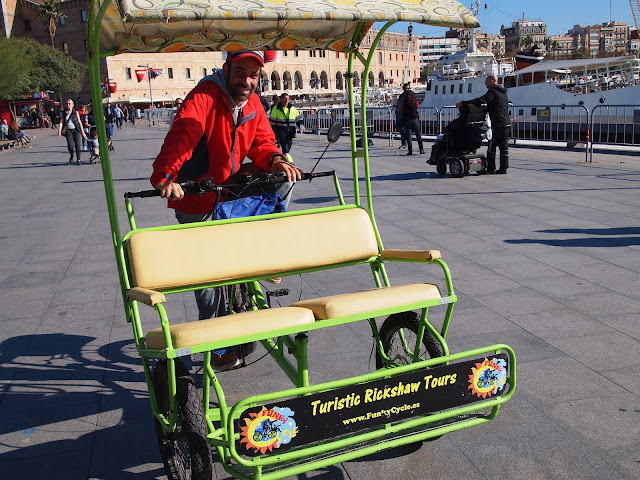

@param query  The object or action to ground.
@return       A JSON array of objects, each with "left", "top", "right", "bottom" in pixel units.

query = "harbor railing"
[{"left": 146, "top": 103, "right": 639, "bottom": 162}]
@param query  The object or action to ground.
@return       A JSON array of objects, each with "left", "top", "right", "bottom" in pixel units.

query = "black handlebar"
[{"left": 124, "top": 170, "right": 335, "bottom": 199}]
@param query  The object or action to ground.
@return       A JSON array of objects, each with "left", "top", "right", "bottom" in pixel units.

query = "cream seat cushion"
[
  {"left": 146, "top": 307, "right": 315, "bottom": 350},
  {"left": 291, "top": 284, "right": 441, "bottom": 320},
  {"left": 127, "top": 207, "right": 378, "bottom": 291}
]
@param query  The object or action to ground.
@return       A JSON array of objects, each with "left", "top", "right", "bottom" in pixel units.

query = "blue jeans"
[
  {"left": 174, "top": 173, "right": 291, "bottom": 321},
  {"left": 402, "top": 118, "right": 424, "bottom": 154}
]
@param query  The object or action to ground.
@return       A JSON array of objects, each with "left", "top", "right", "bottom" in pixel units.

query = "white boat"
[{"left": 421, "top": 51, "right": 640, "bottom": 112}]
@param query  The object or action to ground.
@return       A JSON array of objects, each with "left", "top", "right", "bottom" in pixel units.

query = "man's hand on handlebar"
[
  {"left": 155, "top": 181, "right": 185, "bottom": 200},
  {"left": 272, "top": 155, "right": 303, "bottom": 183}
]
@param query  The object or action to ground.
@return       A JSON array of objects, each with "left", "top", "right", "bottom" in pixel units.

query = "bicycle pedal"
[{"left": 267, "top": 288, "right": 290, "bottom": 297}]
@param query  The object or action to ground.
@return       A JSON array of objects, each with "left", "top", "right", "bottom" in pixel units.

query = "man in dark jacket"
[{"left": 458, "top": 75, "right": 510, "bottom": 174}]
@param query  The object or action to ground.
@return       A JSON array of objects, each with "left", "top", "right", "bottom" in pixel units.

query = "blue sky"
[{"left": 378, "top": 0, "right": 636, "bottom": 37}]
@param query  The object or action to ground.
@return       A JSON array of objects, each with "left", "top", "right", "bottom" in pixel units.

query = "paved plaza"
[{"left": 1, "top": 123, "right": 639, "bottom": 479}]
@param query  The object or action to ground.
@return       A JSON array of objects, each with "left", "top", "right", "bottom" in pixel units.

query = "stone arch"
[
  {"left": 368, "top": 71, "right": 375, "bottom": 87},
  {"left": 260, "top": 72, "right": 269, "bottom": 92},
  {"left": 270, "top": 71, "right": 281, "bottom": 91},
  {"left": 282, "top": 71, "right": 292, "bottom": 91},
  {"left": 378, "top": 71, "right": 385, "bottom": 87},
  {"left": 294, "top": 71, "right": 303, "bottom": 90},
  {"left": 310, "top": 71, "right": 319, "bottom": 89},
  {"left": 320, "top": 71, "right": 329, "bottom": 89},
  {"left": 335, "top": 71, "right": 344, "bottom": 90}
]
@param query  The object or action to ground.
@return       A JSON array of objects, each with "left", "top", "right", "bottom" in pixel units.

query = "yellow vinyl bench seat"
[
  {"left": 145, "top": 307, "right": 316, "bottom": 350},
  {"left": 291, "top": 283, "right": 442, "bottom": 320}
]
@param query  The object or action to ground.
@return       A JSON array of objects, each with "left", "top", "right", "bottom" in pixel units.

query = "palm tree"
[
  {"left": 38, "top": 0, "right": 65, "bottom": 48},
  {"left": 551, "top": 40, "right": 560, "bottom": 59},
  {"left": 520, "top": 35, "right": 534, "bottom": 51}
]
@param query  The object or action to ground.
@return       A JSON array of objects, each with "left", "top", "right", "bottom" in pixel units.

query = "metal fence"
[
  {"left": 148, "top": 103, "right": 639, "bottom": 161},
  {"left": 589, "top": 104, "right": 640, "bottom": 161}
]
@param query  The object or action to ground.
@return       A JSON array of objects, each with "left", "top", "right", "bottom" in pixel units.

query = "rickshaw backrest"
[{"left": 126, "top": 207, "right": 379, "bottom": 291}]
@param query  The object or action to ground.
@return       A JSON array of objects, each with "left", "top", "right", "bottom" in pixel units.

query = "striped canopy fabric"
[{"left": 97, "top": 0, "right": 479, "bottom": 54}]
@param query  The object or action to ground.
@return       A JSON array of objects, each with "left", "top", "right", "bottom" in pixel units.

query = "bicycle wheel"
[
  {"left": 376, "top": 311, "right": 444, "bottom": 369},
  {"left": 153, "top": 359, "right": 213, "bottom": 480}
]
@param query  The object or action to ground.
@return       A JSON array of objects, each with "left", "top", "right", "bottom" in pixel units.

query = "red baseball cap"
[{"left": 226, "top": 51, "right": 265, "bottom": 67}]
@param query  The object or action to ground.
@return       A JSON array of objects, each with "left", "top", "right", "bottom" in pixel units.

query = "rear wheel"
[
  {"left": 436, "top": 158, "right": 447, "bottom": 176},
  {"left": 153, "top": 360, "right": 213, "bottom": 480},
  {"left": 226, "top": 284, "right": 257, "bottom": 357},
  {"left": 376, "top": 311, "right": 444, "bottom": 369},
  {"left": 449, "top": 158, "right": 465, "bottom": 178}
]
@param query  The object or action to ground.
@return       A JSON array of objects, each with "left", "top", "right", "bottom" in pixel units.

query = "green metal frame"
[{"left": 87, "top": 2, "right": 516, "bottom": 478}]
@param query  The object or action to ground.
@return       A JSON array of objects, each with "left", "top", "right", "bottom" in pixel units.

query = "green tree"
[
  {"left": 0, "top": 38, "right": 85, "bottom": 117},
  {"left": 520, "top": 35, "right": 534, "bottom": 50},
  {"left": 38, "top": 0, "right": 65, "bottom": 48}
]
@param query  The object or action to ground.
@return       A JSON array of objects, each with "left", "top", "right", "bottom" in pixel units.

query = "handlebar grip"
[{"left": 124, "top": 189, "right": 161, "bottom": 198}]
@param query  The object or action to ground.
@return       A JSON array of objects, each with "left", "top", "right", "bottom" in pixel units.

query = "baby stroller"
[
  {"left": 428, "top": 103, "right": 488, "bottom": 178},
  {"left": 88, "top": 125, "right": 113, "bottom": 164}
]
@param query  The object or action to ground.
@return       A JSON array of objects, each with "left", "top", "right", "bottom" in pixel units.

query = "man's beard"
[{"left": 225, "top": 72, "right": 255, "bottom": 103}]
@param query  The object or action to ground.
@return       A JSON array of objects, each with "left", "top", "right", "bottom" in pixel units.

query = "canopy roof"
[{"left": 96, "top": 0, "right": 479, "bottom": 54}]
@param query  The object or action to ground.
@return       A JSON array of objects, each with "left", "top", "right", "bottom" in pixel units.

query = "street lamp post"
[{"left": 138, "top": 64, "right": 154, "bottom": 107}]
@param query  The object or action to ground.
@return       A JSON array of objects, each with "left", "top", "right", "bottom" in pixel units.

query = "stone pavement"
[{"left": 1, "top": 122, "right": 639, "bottom": 480}]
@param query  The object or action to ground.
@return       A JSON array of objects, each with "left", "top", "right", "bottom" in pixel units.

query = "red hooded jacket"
[{"left": 151, "top": 72, "right": 281, "bottom": 214}]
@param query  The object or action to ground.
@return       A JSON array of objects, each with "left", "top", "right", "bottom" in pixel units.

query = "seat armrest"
[
  {"left": 128, "top": 287, "right": 166, "bottom": 306},
  {"left": 380, "top": 249, "right": 441, "bottom": 262}
]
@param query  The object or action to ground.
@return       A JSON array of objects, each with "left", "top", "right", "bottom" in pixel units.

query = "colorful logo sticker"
[
  {"left": 240, "top": 406, "right": 298, "bottom": 454},
  {"left": 468, "top": 357, "right": 507, "bottom": 399}
]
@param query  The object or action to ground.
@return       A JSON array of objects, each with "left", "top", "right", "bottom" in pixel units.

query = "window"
[
  {"left": 81, "top": 10, "right": 88, "bottom": 22},
  {"left": 435, "top": 85, "right": 439, "bottom": 94},
  {"left": 63, "top": 42, "right": 69, "bottom": 54},
  {"left": 185, "top": 68, "right": 191, "bottom": 79},
  {"left": 450, "top": 84, "right": 454, "bottom": 94},
  {"left": 337, "top": 52, "right": 340, "bottom": 59},
  {"left": 168, "top": 68, "right": 174, "bottom": 79},
  {"left": 24, "top": 20, "right": 31, "bottom": 32},
  {"left": 378, "top": 52, "right": 382, "bottom": 63},
  {"left": 60, "top": 17, "right": 65, "bottom": 26},
  {"left": 459, "top": 84, "right": 463, "bottom": 94},
  {"left": 294, "top": 51, "right": 299, "bottom": 57},
  {"left": 202, "top": 68, "right": 207, "bottom": 78},
  {"left": 468, "top": 83, "right": 472, "bottom": 93},
  {"left": 125, "top": 68, "right": 132, "bottom": 80}
]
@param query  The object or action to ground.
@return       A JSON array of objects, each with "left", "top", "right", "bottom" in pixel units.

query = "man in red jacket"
[
  {"left": 152, "top": 50, "right": 301, "bottom": 209},
  {"left": 151, "top": 50, "right": 302, "bottom": 370}
]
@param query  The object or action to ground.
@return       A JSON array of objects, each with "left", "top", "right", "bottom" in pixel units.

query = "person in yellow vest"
[{"left": 269, "top": 93, "right": 304, "bottom": 162}]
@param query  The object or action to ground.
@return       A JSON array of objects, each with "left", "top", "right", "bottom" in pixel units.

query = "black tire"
[
  {"left": 449, "top": 158, "right": 465, "bottom": 178},
  {"left": 376, "top": 311, "right": 444, "bottom": 369},
  {"left": 153, "top": 359, "right": 213, "bottom": 480},
  {"left": 436, "top": 159, "right": 447, "bottom": 176}
]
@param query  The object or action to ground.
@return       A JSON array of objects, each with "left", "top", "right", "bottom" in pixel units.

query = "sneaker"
[
  {"left": 495, "top": 169, "right": 507, "bottom": 174},
  {"left": 398, "top": 145, "right": 406, "bottom": 149},
  {"left": 265, "top": 277, "right": 282, "bottom": 284},
  {"left": 212, "top": 350, "right": 241, "bottom": 372}
]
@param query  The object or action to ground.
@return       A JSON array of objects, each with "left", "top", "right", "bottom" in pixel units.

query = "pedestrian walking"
[
  {"left": 401, "top": 89, "right": 424, "bottom": 156},
  {"left": 58, "top": 99, "right": 86, "bottom": 164}
]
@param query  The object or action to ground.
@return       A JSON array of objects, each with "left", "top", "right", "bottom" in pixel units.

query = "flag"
[
  {"left": 135, "top": 69, "right": 147, "bottom": 82},
  {"left": 150, "top": 68, "right": 164, "bottom": 79}
]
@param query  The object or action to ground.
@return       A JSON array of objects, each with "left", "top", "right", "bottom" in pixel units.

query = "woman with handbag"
[{"left": 58, "top": 99, "right": 86, "bottom": 164}]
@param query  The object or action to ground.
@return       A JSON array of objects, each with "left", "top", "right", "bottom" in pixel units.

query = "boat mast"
[{"left": 402, "top": 23, "right": 413, "bottom": 85}]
